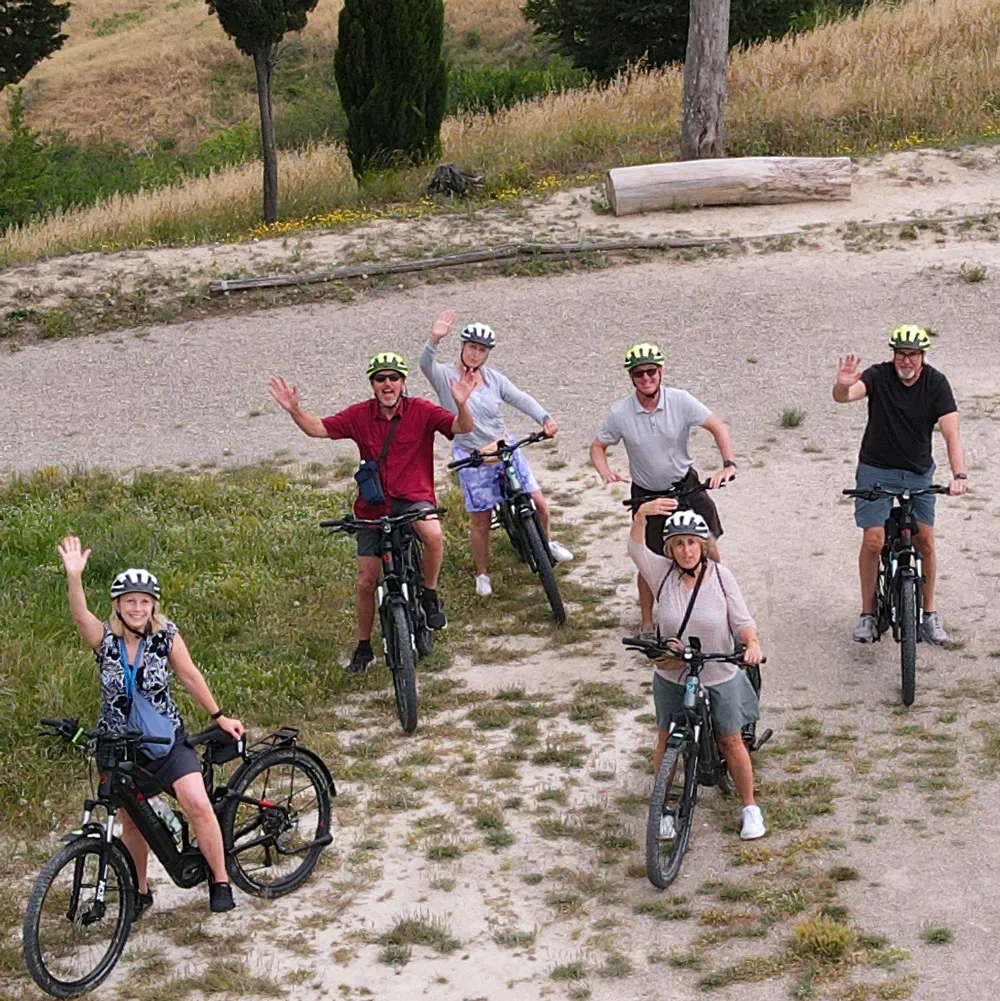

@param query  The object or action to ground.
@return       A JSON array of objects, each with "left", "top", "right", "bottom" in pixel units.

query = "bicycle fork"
[{"left": 68, "top": 811, "right": 118, "bottom": 925}]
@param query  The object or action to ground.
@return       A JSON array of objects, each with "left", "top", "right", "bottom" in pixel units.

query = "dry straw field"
[{"left": 3, "top": 0, "right": 1000, "bottom": 264}]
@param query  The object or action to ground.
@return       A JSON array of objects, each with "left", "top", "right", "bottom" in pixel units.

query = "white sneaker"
[
  {"left": 475, "top": 574, "right": 493, "bottom": 597},
  {"left": 740, "top": 805, "right": 766, "bottom": 841},
  {"left": 548, "top": 540, "right": 574, "bottom": 563},
  {"left": 658, "top": 814, "right": 676, "bottom": 840}
]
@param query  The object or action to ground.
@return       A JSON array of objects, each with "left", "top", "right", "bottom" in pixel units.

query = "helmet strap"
[{"left": 678, "top": 555, "right": 705, "bottom": 578}]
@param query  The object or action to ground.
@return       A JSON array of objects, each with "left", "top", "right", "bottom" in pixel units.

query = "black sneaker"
[
  {"left": 134, "top": 890, "right": 154, "bottom": 919},
  {"left": 347, "top": 642, "right": 375, "bottom": 674},
  {"left": 209, "top": 881, "right": 235, "bottom": 913},
  {"left": 421, "top": 589, "right": 447, "bottom": 630}
]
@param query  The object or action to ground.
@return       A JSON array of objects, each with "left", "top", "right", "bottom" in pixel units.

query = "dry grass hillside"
[{"left": 8, "top": 0, "right": 531, "bottom": 146}]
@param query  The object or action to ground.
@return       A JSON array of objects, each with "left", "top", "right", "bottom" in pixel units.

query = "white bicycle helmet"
[
  {"left": 460, "top": 323, "right": 496, "bottom": 348},
  {"left": 110, "top": 568, "right": 161, "bottom": 600},
  {"left": 662, "top": 510, "right": 711, "bottom": 542}
]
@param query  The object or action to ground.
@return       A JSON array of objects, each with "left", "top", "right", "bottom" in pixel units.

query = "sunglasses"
[
  {"left": 630, "top": 367, "right": 661, "bottom": 380},
  {"left": 372, "top": 372, "right": 403, "bottom": 384}
]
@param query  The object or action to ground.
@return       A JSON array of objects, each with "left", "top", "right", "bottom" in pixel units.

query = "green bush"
[
  {"left": 521, "top": 0, "right": 869, "bottom": 79},
  {"left": 447, "top": 55, "right": 588, "bottom": 115},
  {"left": 335, "top": 0, "right": 448, "bottom": 176}
]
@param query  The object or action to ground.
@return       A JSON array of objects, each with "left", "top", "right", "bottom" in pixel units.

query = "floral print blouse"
[{"left": 94, "top": 619, "right": 183, "bottom": 734}]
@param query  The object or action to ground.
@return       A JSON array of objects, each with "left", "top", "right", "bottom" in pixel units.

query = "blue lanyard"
[{"left": 118, "top": 637, "right": 146, "bottom": 699}]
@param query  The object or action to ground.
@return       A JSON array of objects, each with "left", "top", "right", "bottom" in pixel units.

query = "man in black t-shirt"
[{"left": 833, "top": 324, "right": 968, "bottom": 644}]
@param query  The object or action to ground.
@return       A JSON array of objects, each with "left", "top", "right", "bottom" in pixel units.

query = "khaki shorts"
[{"left": 653, "top": 670, "right": 759, "bottom": 737}]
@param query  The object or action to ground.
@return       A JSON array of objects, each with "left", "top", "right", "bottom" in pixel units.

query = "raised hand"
[
  {"left": 450, "top": 366, "right": 477, "bottom": 407},
  {"left": 638, "top": 498, "right": 678, "bottom": 518},
  {"left": 268, "top": 375, "right": 299, "bottom": 413},
  {"left": 836, "top": 354, "right": 863, "bottom": 387},
  {"left": 57, "top": 536, "right": 91, "bottom": 577},
  {"left": 431, "top": 310, "right": 456, "bottom": 344}
]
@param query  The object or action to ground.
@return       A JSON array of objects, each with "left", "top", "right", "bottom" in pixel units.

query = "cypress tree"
[{"left": 334, "top": 0, "right": 448, "bottom": 178}]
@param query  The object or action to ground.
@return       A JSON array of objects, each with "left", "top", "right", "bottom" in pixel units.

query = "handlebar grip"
[
  {"left": 319, "top": 519, "right": 342, "bottom": 528},
  {"left": 142, "top": 735, "right": 173, "bottom": 745},
  {"left": 40, "top": 717, "right": 63, "bottom": 727}
]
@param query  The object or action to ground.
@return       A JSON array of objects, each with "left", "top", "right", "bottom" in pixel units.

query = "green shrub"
[{"left": 447, "top": 55, "right": 588, "bottom": 115}]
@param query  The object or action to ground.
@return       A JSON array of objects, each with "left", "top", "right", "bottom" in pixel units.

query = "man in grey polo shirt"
[{"left": 590, "top": 342, "right": 738, "bottom": 637}]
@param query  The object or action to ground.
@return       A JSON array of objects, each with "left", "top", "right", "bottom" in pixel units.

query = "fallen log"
[{"left": 606, "top": 156, "right": 852, "bottom": 217}]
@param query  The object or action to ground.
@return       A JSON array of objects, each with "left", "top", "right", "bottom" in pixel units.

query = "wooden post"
[{"left": 681, "top": 0, "right": 731, "bottom": 161}]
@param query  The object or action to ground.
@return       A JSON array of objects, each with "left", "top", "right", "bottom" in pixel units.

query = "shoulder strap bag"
[{"left": 354, "top": 414, "right": 401, "bottom": 506}]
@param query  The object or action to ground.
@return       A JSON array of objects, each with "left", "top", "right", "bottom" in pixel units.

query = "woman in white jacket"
[{"left": 419, "top": 310, "right": 573, "bottom": 597}]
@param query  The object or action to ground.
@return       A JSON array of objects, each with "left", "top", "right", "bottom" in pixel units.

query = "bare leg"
[
  {"left": 355, "top": 556, "right": 380, "bottom": 640},
  {"left": 913, "top": 522, "right": 937, "bottom": 610},
  {"left": 118, "top": 812, "right": 149, "bottom": 894},
  {"left": 531, "top": 490, "right": 551, "bottom": 537},
  {"left": 859, "top": 527, "right": 884, "bottom": 614},
  {"left": 469, "top": 511, "right": 492, "bottom": 576},
  {"left": 653, "top": 728, "right": 670, "bottom": 774},
  {"left": 413, "top": 516, "right": 444, "bottom": 588},
  {"left": 717, "top": 733, "right": 755, "bottom": 808},
  {"left": 172, "top": 773, "right": 228, "bottom": 885}
]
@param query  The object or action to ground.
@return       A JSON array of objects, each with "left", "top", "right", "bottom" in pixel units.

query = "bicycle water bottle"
[
  {"left": 683, "top": 676, "right": 698, "bottom": 709},
  {"left": 150, "top": 796, "right": 184, "bottom": 850}
]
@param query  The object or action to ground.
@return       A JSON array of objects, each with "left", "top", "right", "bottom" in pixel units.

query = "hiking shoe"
[
  {"left": 134, "top": 890, "right": 154, "bottom": 920},
  {"left": 658, "top": 814, "right": 676, "bottom": 840},
  {"left": 920, "top": 611, "right": 948, "bottom": 645},
  {"left": 852, "top": 613, "right": 877, "bottom": 643},
  {"left": 347, "top": 642, "right": 375, "bottom": 674},
  {"left": 740, "top": 805, "right": 766, "bottom": 841},
  {"left": 422, "top": 589, "right": 447, "bottom": 630},
  {"left": 548, "top": 540, "right": 574, "bottom": 563},
  {"left": 209, "top": 881, "right": 235, "bottom": 913},
  {"left": 475, "top": 574, "right": 493, "bottom": 597}
]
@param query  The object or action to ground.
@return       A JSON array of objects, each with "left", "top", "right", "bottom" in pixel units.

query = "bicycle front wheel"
[
  {"left": 408, "top": 540, "right": 433, "bottom": 659},
  {"left": 222, "top": 746, "right": 333, "bottom": 898},
  {"left": 23, "top": 837, "right": 135, "bottom": 998},
  {"left": 646, "top": 740, "right": 698, "bottom": 889},
  {"left": 522, "top": 515, "right": 566, "bottom": 624},
  {"left": 900, "top": 574, "right": 918, "bottom": 706},
  {"left": 388, "top": 602, "right": 418, "bottom": 732}
]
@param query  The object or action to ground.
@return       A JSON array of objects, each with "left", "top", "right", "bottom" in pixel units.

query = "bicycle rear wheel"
[
  {"left": 900, "top": 574, "right": 918, "bottom": 706},
  {"left": 222, "top": 746, "right": 333, "bottom": 897},
  {"left": 522, "top": 515, "right": 566, "bottom": 625},
  {"left": 388, "top": 602, "right": 418, "bottom": 732},
  {"left": 23, "top": 837, "right": 135, "bottom": 998},
  {"left": 645, "top": 740, "right": 698, "bottom": 889}
]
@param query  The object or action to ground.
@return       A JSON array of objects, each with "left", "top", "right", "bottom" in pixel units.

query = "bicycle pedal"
[{"left": 752, "top": 729, "right": 774, "bottom": 752}]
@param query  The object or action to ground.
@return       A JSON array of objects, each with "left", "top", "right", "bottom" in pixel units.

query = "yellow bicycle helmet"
[
  {"left": 888, "top": 325, "right": 931, "bottom": 351},
  {"left": 623, "top": 342, "right": 665, "bottom": 371},
  {"left": 365, "top": 352, "right": 409, "bottom": 379}
]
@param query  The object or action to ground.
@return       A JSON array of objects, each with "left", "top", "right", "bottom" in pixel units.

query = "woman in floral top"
[{"left": 58, "top": 536, "right": 244, "bottom": 914}]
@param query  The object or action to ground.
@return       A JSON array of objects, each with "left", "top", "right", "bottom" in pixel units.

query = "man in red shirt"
[{"left": 269, "top": 351, "right": 475, "bottom": 673}]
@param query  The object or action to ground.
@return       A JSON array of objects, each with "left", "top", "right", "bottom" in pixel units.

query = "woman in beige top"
[{"left": 629, "top": 503, "right": 766, "bottom": 841}]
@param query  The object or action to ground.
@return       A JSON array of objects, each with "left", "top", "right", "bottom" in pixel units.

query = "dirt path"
[{"left": 3, "top": 147, "right": 1000, "bottom": 1001}]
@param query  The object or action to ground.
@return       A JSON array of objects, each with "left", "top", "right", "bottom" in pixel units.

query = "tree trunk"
[
  {"left": 253, "top": 45, "right": 279, "bottom": 224},
  {"left": 680, "top": 0, "right": 731, "bottom": 161},
  {"left": 605, "top": 157, "right": 853, "bottom": 216}
]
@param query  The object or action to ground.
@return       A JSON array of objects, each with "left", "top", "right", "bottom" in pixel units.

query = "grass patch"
[
  {"left": 920, "top": 925, "right": 952, "bottom": 945},
  {"left": 378, "top": 911, "right": 460, "bottom": 965},
  {"left": 550, "top": 960, "right": 588, "bottom": 981},
  {"left": 780, "top": 407, "right": 807, "bottom": 429}
]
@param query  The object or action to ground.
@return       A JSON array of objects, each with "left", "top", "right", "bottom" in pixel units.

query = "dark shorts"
[
  {"left": 853, "top": 462, "right": 936, "bottom": 530},
  {"left": 135, "top": 731, "right": 200, "bottom": 797},
  {"left": 631, "top": 468, "right": 723, "bottom": 555},
  {"left": 356, "top": 499, "right": 435, "bottom": 558},
  {"left": 653, "top": 671, "right": 759, "bottom": 737}
]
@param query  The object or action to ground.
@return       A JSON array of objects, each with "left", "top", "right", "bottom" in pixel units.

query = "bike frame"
[
  {"left": 877, "top": 494, "right": 924, "bottom": 644},
  {"left": 493, "top": 443, "right": 548, "bottom": 570}
]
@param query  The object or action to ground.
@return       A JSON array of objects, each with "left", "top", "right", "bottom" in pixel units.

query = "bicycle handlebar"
[
  {"left": 842, "top": 484, "right": 949, "bottom": 502},
  {"left": 446, "top": 431, "right": 551, "bottom": 470},
  {"left": 621, "top": 479, "right": 716, "bottom": 510},
  {"left": 622, "top": 636, "right": 765, "bottom": 666},
  {"left": 39, "top": 717, "right": 172, "bottom": 747},
  {"left": 320, "top": 506, "right": 448, "bottom": 532}
]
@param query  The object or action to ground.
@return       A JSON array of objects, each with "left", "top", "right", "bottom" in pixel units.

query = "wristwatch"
[
  {"left": 210, "top": 709, "right": 225, "bottom": 720},
  {"left": 723, "top": 460, "right": 737, "bottom": 469},
  {"left": 954, "top": 473, "right": 967, "bottom": 480}
]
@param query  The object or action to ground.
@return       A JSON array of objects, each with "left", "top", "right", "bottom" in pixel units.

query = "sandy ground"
[{"left": 3, "top": 146, "right": 1000, "bottom": 1001}]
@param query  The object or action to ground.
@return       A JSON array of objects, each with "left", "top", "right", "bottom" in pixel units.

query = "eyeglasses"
[
  {"left": 372, "top": 373, "right": 403, "bottom": 384},
  {"left": 630, "top": 367, "right": 660, "bottom": 380}
]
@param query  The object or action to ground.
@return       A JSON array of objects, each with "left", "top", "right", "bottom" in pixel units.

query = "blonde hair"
[
  {"left": 109, "top": 599, "right": 166, "bottom": 637},
  {"left": 664, "top": 535, "right": 712, "bottom": 563}
]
